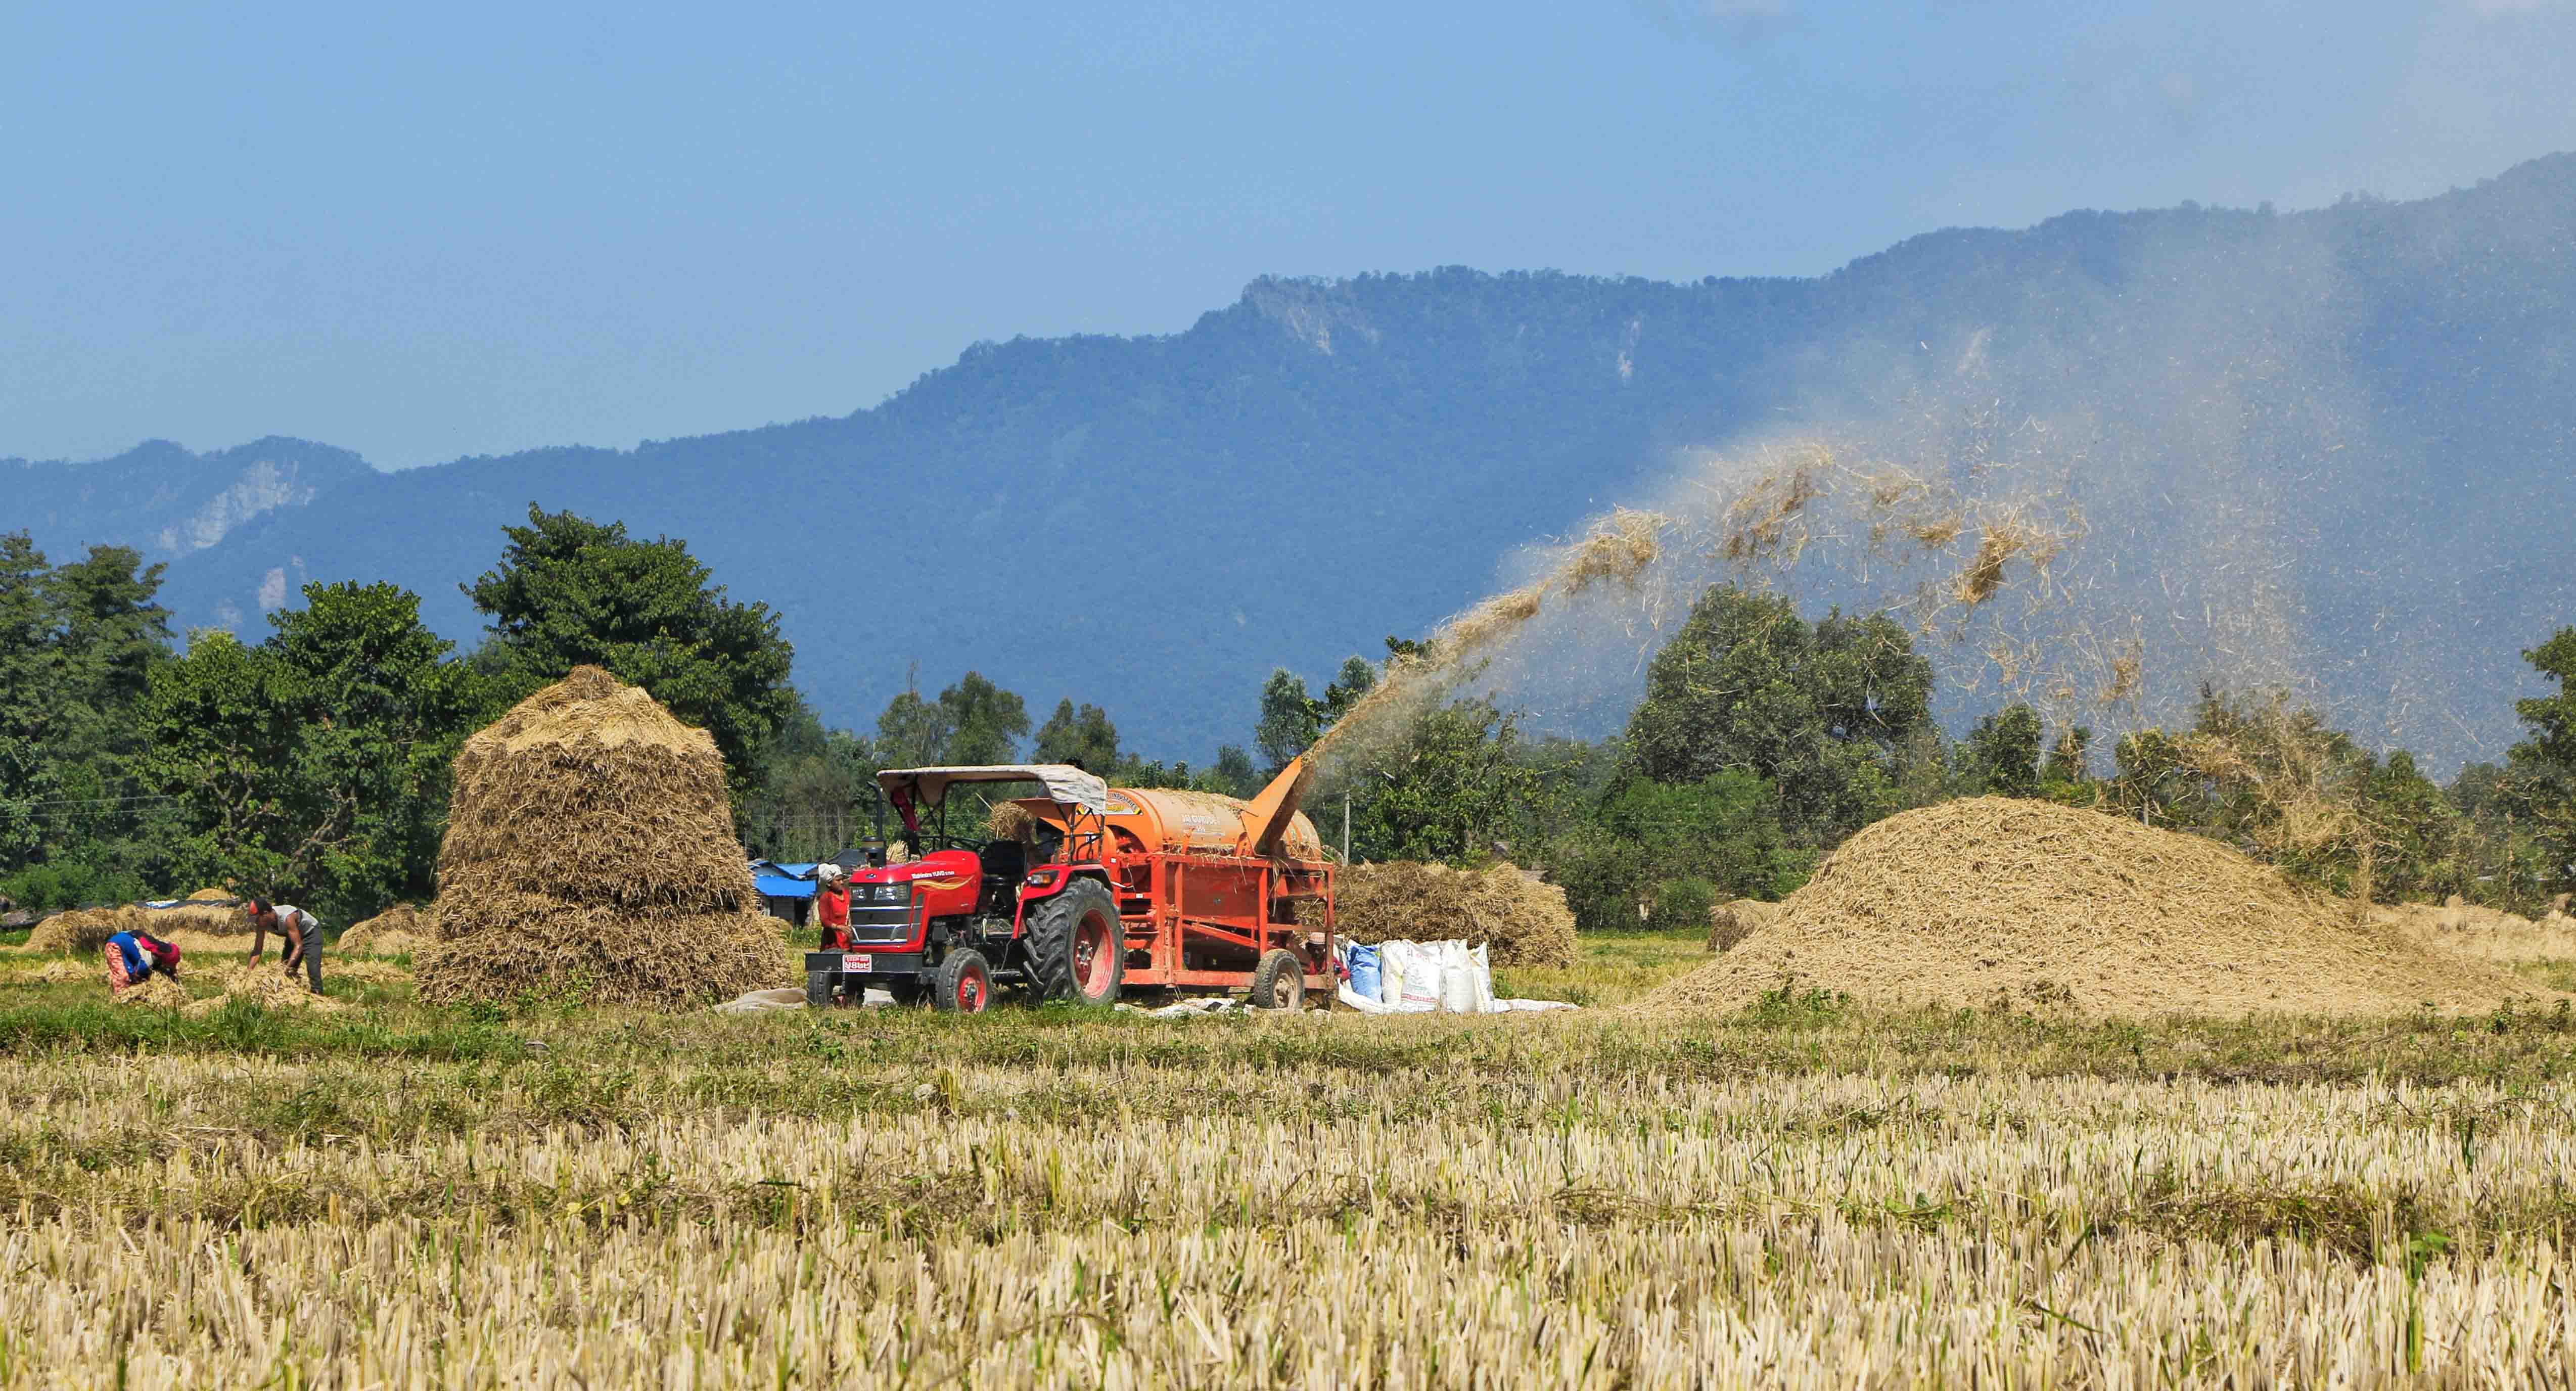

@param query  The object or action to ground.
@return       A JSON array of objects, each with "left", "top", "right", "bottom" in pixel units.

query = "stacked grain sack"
[
  {"left": 1334, "top": 862, "right": 1578, "bottom": 969},
  {"left": 416, "top": 666, "right": 794, "bottom": 1007}
]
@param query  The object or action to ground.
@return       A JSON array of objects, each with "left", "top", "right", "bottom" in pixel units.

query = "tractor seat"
[{"left": 978, "top": 839, "right": 1027, "bottom": 913}]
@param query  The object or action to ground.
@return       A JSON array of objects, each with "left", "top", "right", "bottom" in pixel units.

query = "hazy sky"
[{"left": 4, "top": 0, "right": 2570, "bottom": 468}]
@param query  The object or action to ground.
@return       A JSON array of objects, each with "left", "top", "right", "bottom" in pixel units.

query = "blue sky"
[{"left": 4, "top": 0, "right": 2570, "bottom": 468}]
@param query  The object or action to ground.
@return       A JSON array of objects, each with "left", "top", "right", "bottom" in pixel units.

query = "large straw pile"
[
  {"left": 26, "top": 901, "right": 247, "bottom": 955},
  {"left": 1645, "top": 797, "right": 2542, "bottom": 1017},
  {"left": 1334, "top": 862, "right": 1578, "bottom": 968},
  {"left": 338, "top": 903, "right": 434, "bottom": 956},
  {"left": 416, "top": 667, "right": 793, "bottom": 1008}
]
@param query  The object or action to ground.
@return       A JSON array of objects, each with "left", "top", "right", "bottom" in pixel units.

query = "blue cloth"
[
  {"left": 1344, "top": 943, "right": 1381, "bottom": 1001},
  {"left": 754, "top": 875, "right": 818, "bottom": 900},
  {"left": 106, "top": 931, "right": 153, "bottom": 981}
]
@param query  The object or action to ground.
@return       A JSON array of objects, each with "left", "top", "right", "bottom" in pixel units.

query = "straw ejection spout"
[{"left": 1240, "top": 754, "right": 1314, "bottom": 859}]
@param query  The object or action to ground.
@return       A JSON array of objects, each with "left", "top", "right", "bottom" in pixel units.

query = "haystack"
[
  {"left": 1644, "top": 798, "right": 2541, "bottom": 1017},
  {"left": 1335, "top": 862, "right": 1578, "bottom": 969},
  {"left": 26, "top": 902, "right": 246, "bottom": 954},
  {"left": 339, "top": 902, "right": 433, "bottom": 956},
  {"left": 415, "top": 667, "right": 793, "bottom": 1008},
  {"left": 26, "top": 907, "right": 123, "bottom": 954},
  {"left": 185, "top": 887, "right": 238, "bottom": 903}
]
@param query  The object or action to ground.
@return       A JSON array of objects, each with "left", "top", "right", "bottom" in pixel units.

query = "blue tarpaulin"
[{"left": 755, "top": 875, "right": 817, "bottom": 900}]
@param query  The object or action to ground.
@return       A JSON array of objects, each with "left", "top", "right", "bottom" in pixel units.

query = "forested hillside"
[{"left": 17, "top": 154, "right": 2575, "bottom": 765}]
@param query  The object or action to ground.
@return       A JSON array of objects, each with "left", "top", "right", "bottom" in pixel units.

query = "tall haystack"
[
  {"left": 1644, "top": 797, "right": 2543, "bottom": 1017},
  {"left": 1335, "top": 862, "right": 1578, "bottom": 969},
  {"left": 416, "top": 667, "right": 793, "bottom": 1007}
]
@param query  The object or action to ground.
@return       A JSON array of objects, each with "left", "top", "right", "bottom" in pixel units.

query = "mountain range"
[{"left": 8, "top": 154, "right": 2573, "bottom": 771}]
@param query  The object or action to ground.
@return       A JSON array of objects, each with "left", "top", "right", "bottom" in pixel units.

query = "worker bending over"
[
  {"left": 245, "top": 898, "right": 326, "bottom": 994},
  {"left": 103, "top": 929, "right": 182, "bottom": 996}
]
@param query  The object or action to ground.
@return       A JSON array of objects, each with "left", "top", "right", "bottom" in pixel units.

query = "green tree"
[
  {"left": 1033, "top": 700, "right": 1122, "bottom": 771},
  {"left": 1624, "top": 585, "right": 1931, "bottom": 841},
  {"left": 746, "top": 693, "right": 881, "bottom": 860},
  {"left": 1963, "top": 703, "right": 2044, "bottom": 797},
  {"left": 0, "top": 534, "right": 55, "bottom": 867},
  {"left": 0, "top": 538, "right": 180, "bottom": 886},
  {"left": 1255, "top": 668, "right": 1319, "bottom": 774},
  {"left": 146, "top": 583, "right": 480, "bottom": 918},
  {"left": 1335, "top": 697, "right": 1540, "bottom": 863},
  {"left": 2508, "top": 628, "right": 2576, "bottom": 894},
  {"left": 1203, "top": 745, "right": 1260, "bottom": 799},
  {"left": 1319, "top": 655, "right": 1377, "bottom": 725},
  {"left": 464, "top": 506, "right": 794, "bottom": 799},
  {"left": 2042, "top": 725, "right": 2095, "bottom": 791},
  {"left": 872, "top": 669, "right": 950, "bottom": 770},
  {"left": 937, "top": 672, "right": 1029, "bottom": 765}
]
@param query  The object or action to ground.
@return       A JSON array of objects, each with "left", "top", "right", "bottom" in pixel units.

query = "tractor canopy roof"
[{"left": 875, "top": 764, "right": 1110, "bottom": 815}]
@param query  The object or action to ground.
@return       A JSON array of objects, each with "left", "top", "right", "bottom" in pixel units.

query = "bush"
[
  {"left": 1645, "top": 877, "right": 1717, "bottom": 934},
  {"left": 1, "top": 861, "right": 149, "bottom": 913}
]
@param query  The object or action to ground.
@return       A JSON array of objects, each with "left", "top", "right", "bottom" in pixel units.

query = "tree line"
[{"left": 6, "top": 505, "right": 2573, "bottom": 931}]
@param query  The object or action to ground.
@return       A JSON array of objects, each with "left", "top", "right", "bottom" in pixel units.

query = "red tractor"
[{"left": 809, "top": 760, "right": 1338, "bottom": 1012}]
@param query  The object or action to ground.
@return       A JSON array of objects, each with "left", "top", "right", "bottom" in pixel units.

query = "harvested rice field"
[{"left": 6, "top": 934, "right": 2576, "bottom": 1386}]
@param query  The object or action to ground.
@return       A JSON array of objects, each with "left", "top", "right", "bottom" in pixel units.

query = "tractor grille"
[{"left": 843, "top": 895, "right": 917, "bottom": 946}]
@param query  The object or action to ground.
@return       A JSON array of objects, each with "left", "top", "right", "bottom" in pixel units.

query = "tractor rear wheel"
[
  {"left": 1028, "top": 879, "right": 1123, "bottom": 1006},
  {"left": 1250, "top": 948, "right": 1307, "bottom": 1011},
  {"left": 931, "top": 949, "right": 992, "bottom": 1013}
]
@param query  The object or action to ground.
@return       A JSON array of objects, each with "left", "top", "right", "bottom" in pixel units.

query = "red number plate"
[{"left": 842, "top": 954, "right": 872, "bottom": 972}]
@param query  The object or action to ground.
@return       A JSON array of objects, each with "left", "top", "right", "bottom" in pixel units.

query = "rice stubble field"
[{"left": 4, "top": 936, "right": 2576, "bottom": 1386}]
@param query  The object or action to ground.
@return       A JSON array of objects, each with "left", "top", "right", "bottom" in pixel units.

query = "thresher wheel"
[
  {"left": 1250, "top": 949, "right": 1306, "bottom": 1011},
  {"left": 932, "top": 949, "right": 993, "bottom": 1014},
  {"left": 1028, "top": 878, "right": 1124, "bottom": 1006}
]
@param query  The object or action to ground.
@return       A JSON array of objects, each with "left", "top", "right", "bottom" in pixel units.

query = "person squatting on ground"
[
  {"left": 103, "top": 928, "right": 181, "bottom": 995},
  {"left": 246, "top": 898, "right": 326, "bottom": 994}
]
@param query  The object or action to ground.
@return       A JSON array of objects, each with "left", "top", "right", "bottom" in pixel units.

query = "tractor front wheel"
[
  {"left": 1250, "top": 948, "right": 1307, "bottom": 1011},
  {"left": 932, "top": 949, "right": 992, "bottom": 1013},
  {"left": 1028, "top": 879, "right": 1124, "bottom": 1006}
]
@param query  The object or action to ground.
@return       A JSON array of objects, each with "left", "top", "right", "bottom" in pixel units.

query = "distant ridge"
[{"left": 9, "top": 154, "right": 2572, "bottom": 767}]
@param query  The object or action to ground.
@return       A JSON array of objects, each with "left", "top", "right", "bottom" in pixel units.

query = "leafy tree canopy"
[
  {"left": 1624, "top": 585, "right": 1930, "bottom": 840},
  {"left": 464, "top": 505, "right": 794, "bottom": 800}
]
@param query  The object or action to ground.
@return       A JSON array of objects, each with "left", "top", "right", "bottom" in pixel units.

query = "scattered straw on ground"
[
  {"left": 2381, "top": 899, "right": 2576, "bottom": 966},
  {"left": 327, "top": 960, "right": 415, "bottom": 986},
  {"left": 417, "top": 667, "right": 793, "bottom": 1008},
  {"left": 111, "top": 976, "right": 188, "bottom": 1009},
  {"left": 1643, "top": 798, "right": 2544, "bottom": 1018},
  {"left": 1333, "top": 862, "right": 1577, "bottom": 969}
]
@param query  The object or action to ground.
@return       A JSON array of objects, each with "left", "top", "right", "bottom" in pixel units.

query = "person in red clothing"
[{"left": 814, "top": 864, "right": 851, "bottom": 952}]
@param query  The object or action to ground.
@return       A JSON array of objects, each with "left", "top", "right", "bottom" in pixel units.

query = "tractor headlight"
[
  {"left": 1025, "top": 870, "right": 1057, "bottom": 888},
  {"left": 876, "top": 884, "right": 905, "bottom": 902}
]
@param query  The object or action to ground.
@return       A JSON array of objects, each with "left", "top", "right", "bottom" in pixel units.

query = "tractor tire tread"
[{"left": 1027, "top": 878, "right": 1122, "bottom": 1005}]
